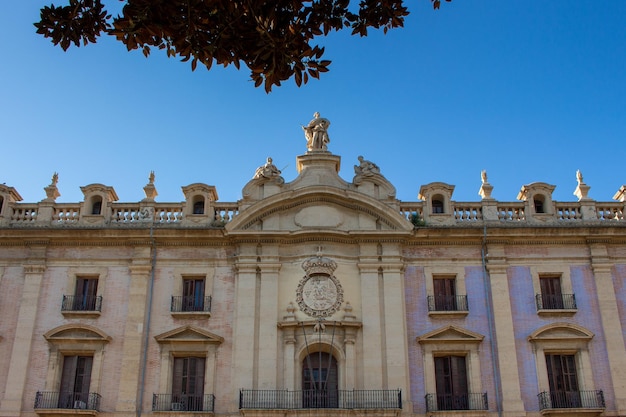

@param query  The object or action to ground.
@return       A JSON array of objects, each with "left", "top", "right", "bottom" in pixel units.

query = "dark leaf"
[{"left": 36, "top": 0, "right": 451, "bottom": 91}]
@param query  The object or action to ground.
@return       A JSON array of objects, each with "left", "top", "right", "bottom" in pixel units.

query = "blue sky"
[{"left": 1, "top": 1, "right": 625, "bottom": 205}]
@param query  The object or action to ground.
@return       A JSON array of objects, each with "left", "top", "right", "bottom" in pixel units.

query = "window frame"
[
  {"left": 42, "top": 324, "right": 111, "bottom": 403},
  {"left": 62, "top": 268, "right": 107, "bottom": 317},
  {"left": 154, "top": 326, "right": 223, "bottom": 411},
  {"left": 528, "top": 323, "right": 595, "bottom": 397},
  {"left": 418, "top": 325, "right": 485, "bottom": 409},
  {"left": 171, "top": 270, "right": 213, "bottom": 318},
  {"left": 425, "top": 267, "right": 468, "bottom": 317},
  {"left": 531, "top": 267, "right": 576, "bottom": 315}
]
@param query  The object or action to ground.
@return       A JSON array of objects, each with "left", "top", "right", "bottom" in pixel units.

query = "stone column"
[
  {"left": 484, "top": 245, "right": 525, "bottom": 416},
  {"left": 115, "top": 246, "right": 152, "bottom": 414},
  {"left": 257, "top": 262, "right": 281, "bottom": 388},
  {"left": 358, "top": 263, "right": 384, "bottom": 388},
  {"left": 0, "top": 247, "right": 46, "bottom": 417},
  {"left": 589, "top": 242, "right": 626, "bottom": 412}
]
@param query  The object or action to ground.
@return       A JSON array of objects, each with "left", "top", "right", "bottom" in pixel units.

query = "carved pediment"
[
  {"left": 44, "top": 324, "right": 111, "bottom": 343},
  {"left": 226, "top": 188, "right": 412, "bottom": 233},
  {"left": 418, "top": 325, "right": 484, "bottom": 344},
  {"left": 155, "top": 325, "right": 224, "bottom": 345},
  {"left": 528, "top": 323, "right": 593, "bottom": 343}
]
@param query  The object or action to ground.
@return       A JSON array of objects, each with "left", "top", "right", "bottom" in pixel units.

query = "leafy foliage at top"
[{"left": 35, "top": 0, "right": 450, "bottom": 92}]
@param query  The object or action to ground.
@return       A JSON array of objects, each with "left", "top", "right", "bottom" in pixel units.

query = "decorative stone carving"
[
  {"left": 302, "top": 112, "right": 330, "bottom": 151},
  {"left": 253, "top": 157, "right": 284, "bottom": 184},
  {"left": 42, "top": 172, "right": 60, "bottom": 202},
  {"left": 296, "top": 254, "right": 343, "bottom": 318},
  {"left": 354, "top": 156, "right": 380, "bottom": 177},
  {"left": 478, "top": 169, "right": 494, "bottom": 200},
  {"left": 574, "top": 169, "right": 591, "bottom": 201},
  {"left": 138, "top": 206, "right": 154, "bottom": 221},
  {"left": 142, "top": 171, "right": 158, "bottom": 201}
]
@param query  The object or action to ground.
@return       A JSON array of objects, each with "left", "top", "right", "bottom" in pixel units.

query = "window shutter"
[
  {"left": 192, "top": 357, "right": 205, "bottom": 396},
  {"left": 172, "top": 358, "right": 184, "bottom": 397},
  {"left": 451, "top": 356, "right": 468, "bottom": 395},
  {"left": 75, "top": 357, "right": 93, "bottom": 399},
  {"left": 60, "top": 356, "right": 78, "bottom": 394}
]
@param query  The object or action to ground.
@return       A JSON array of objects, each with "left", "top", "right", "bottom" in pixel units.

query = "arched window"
[
  {"left": 0, "top": 196, "right": 4, "bottom": 215},
  {"left": 91, "top": 197, "right": 102, "bottom": 215},
  {"left": 193, "top": 198, "right": 205, "bottom": 215},
  {"left": 534, "top": 195, "right": 545, "bottom": 214},
  {"left": 432, "top": 195, "right": 445, "bottom": 214}
]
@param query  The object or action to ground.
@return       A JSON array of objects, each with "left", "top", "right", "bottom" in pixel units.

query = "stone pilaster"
[
  {"left": 344, "top": 327, "right": 357, "bottom": 389},
  {"left": 256, "top": 262, "right": 281, "bottom": 388},
  {"left": 283, "top": 327, "right": 296, "bottom": 390},
  {"left": 231, "top": 261, "right": 258, "bottom": 393},
  {"left": 589, "top": 243, "right": 626, "bottom": 412},
  {"left": 484, "top": 245, "right": 525, "bottom": 416},
  {"left": 0, "top": 245, "right": 46, "bottom": 417},
  {"left": 115, "top": 246, "right": 152, "bottom": 413},
  {"left": 358, "top": 263, "right": 384, "bottom": 388},
  {"left": 381, "top": 261, "right": 410, "bottom": 393}
]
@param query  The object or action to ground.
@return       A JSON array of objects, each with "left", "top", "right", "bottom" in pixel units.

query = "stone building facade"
[{"left": 1, "top": 116, "right": 626, "bottom": 417}]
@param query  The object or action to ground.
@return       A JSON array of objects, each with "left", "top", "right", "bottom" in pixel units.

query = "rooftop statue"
[
  {"left": 302, "top": 112, "right": 330, "bottom": 151},
  {"left": 253, "top": 157, "right": 282, "bottom": 180},
  {"left": 354, "top": 156, "right": 381, "bottom": 177}
]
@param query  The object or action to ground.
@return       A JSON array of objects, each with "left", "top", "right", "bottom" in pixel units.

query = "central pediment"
[
  {"left": 228, "top": 149, "right": 410, "bottom": 234},
  {"left": 226, "top": 187, "right": 412, "bottom": 233}
]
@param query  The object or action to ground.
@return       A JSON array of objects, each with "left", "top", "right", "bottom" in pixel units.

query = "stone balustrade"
[{"left": 0, "top": 196, "right": 623, "bottom": 228}]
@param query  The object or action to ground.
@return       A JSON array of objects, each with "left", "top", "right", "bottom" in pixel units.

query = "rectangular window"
[
  {"left": 172, "top": 357, "right": 205, "bottom": 411},
  {"left": 540, "top": 276, "right": 564, "bottom": 309},
  {"left": 545, "top": 354, "right": 580, "bottom": 408},
  {"left": 433, "top": 277, "right": 457, "bottom": 311},
  {"left": 435, "top": 355, "right": 468, "bottom": 410},
  {"left": 182, "top": 278, "right": 206, "bottom": 312},
  {"left": 59, "top": 355, "right": 93, "bottom": 408},
  {"left": 74, "top": 278, "right": 98, "bottom": 311}
]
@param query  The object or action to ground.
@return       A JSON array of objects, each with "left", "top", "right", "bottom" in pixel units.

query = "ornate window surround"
[
  {"left": 42, "top": 324, "right": 111, "bottom": 396},
  {"left": 528, "top": 322, "right": 595, "bottom": 395},
  {"left": 154, "top": 326, "right": 223, "bottom": 400},
  {"left": 417, "top": 325, "right": 485, "bottom": 405}
]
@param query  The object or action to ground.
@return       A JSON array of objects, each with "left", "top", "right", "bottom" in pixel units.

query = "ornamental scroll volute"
[{"left": 296, "top": 255, "right": 344, "bottom": 318}]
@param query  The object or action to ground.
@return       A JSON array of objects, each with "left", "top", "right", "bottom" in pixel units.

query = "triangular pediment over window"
[
  {"left": 417, "top": 325, "right": 484, "bottom": 344},
  {"left": 155, "top": 325, "right": 224, "bottom": 345}
]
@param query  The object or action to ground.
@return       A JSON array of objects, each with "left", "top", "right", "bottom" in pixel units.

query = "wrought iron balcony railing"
[
  {"left": 170, "top": 295, "right": 212, "bottom": 313},
  {"left": 152, "top": 394, "right": 215, "bottom": 412},
  {"left": 538, "top": 390, "right": 605, "bottom": 410},
  {"left": 61, "top": 295, "right": 103, "bottom": 312},
  {"left": 535, "top": 294, "right": 577, "bottom": 310},
  {"left": 425, "top": 393, "right": 488, "bottom": 411},
  {"left": 35, "top": 391, "right": 101, "bottom": 411},
  {"left": 239, "top": 389, "right": 401, "bottom": 409},
  {"left": 427, "top": 295, "right": 469, "bottom": 312}
]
